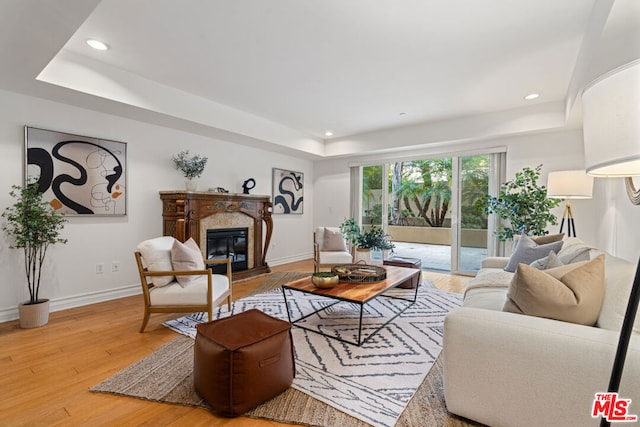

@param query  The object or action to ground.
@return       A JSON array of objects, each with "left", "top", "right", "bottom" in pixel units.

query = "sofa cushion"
[
  {"left": 322, "top": 227, "right": 348, "bottom": 251},
  {"left": 503, "top": 255, "right": 605, "bottom": 326},
  {"left": 171, "top": 238, "right": 206, "bottom": 287},
  {"left": 598, "top": 254, "right": 640, "bottom": 333},
  {"left": 137, "top": 236, "right": 176, "bottom": 287},
  {"left": 504, "top": 234, "right": 564, "bottom": 273}
]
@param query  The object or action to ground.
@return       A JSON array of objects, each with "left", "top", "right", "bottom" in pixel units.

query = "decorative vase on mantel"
[
  {"left": 18, "top": 299, "right": 50, "bottom": 328},
  {"left": 185, "top": 178, "right": 198, "bottom": 191}
]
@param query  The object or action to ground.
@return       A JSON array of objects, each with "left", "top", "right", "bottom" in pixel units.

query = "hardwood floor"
[{"left": 0, "top": 259, "right": 470, "bottom": 427}]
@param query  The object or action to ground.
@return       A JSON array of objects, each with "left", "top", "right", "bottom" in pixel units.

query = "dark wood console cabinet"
[{"left": 160, "top": 191, "right": 273, "bottom": 281}]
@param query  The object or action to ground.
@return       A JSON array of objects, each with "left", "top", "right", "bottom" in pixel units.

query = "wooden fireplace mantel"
[{"left": 159, "top": 191, "right": 273, "bottom": 281}]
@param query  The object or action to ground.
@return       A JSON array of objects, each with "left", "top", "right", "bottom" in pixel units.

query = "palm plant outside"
[
  {"left": 364, "top": 157, "right": 489, "bottom": 229},
  {"left": 393, "top": 159, "right": 453, "bottom": 227}
]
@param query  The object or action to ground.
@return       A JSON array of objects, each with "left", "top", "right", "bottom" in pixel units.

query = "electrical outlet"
[
  {"left": 96, "top": 263, "right": 105, "bottom": 274},
  {"left": 111, "top": 261, "right": 121, "bottom": 273}
]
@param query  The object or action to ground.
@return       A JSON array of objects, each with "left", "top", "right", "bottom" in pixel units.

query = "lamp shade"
[
  {"left": 547, "top": 170, "right": 594, "bottom": 199},
  {"left": 582, "top": 59, "right": 640, "bottom": 177}
]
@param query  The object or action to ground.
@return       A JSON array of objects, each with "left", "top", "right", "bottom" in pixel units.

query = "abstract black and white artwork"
[
  {"left": 272, "top": 168, "right": 303, "bottom": 214},
  {"left": 25, "top": 126, "right": 127, "bottom": 216}
]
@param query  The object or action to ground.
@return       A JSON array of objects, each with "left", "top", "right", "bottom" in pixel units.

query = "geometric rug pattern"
[{"left": 164, "top": 283, "right": 462, "bottom": 427}]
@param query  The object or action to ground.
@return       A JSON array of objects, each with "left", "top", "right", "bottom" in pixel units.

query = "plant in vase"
[
  {"left": 2, "top": 181, "right": 67, "bottom": 328},
  {"left": 339, "top": 218, "right": 395, "bottom": 264},
  {"left": 172, "top": 150, "right": 208, "bottom": 191}
]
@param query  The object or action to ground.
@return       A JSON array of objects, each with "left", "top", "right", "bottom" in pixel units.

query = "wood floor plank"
[{"left": 0, "top": 258, "right": 470, "bottom": 426}]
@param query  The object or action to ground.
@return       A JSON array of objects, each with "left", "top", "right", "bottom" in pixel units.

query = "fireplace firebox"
[{"left": 206, "top": 228, "right": 248, "bottom": 274}]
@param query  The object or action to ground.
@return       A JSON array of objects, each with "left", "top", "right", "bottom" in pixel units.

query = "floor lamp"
[
  {"left": 546, "top": 170, "right": 593, "bottom": 237},
  {"left": 582, "top": 59, "right": 640, "bottom": 427}
]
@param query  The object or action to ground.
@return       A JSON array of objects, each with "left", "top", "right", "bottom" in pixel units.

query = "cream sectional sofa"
[{"left": 443, "top": 241, "right": 640, "bottom": 427}]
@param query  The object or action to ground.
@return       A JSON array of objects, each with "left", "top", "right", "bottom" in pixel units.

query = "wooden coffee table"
[{"left": 281, "top": 265, "right": 420, "bottom": 346}]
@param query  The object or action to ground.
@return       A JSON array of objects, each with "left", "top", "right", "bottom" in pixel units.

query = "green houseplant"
[
  {"left": 339, "top": 218, "right": 394, "bottom": 265},
  {"left": 172, "top": 150, "right": 208, "bottom": 190},
  {"left": 477, "top": 164, "right": 560, "bottom": 242},
  {"left": 2, "top": 181, "right": 67, "bottom": 328},
  {"left": 356, "top": 226, "right": 396, "bottom": 251}
]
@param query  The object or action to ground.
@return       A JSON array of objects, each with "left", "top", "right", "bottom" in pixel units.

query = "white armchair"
[
  {"left": 135, "top": 236, "right": 232, "bottom": 332},
  {"left": 313, "top": 227, "right": 353, "bottom": 272}
]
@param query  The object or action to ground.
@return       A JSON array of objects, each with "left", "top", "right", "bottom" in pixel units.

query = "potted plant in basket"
[
  {"left": 476, "top": 164, "right": 560, "bottom": 242},
  {"left": 2, "top": 181, "right": 67, "bottom": 328},
  {"left": 172, "top": 150, "right": 208, "bottom": 191}
]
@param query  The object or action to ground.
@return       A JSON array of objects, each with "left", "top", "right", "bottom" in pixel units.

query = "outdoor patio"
[{"left": 390, "top": 241, "right": 487, "bottom": 273}]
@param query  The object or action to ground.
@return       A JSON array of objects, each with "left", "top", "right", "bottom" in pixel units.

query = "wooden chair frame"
[{"left": 135, "top": 251, "right": 232, "bottom": 332}]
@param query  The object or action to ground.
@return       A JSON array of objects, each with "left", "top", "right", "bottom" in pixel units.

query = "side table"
[{"left": 383, "top": 256, "right": 422, "bottom": 288}]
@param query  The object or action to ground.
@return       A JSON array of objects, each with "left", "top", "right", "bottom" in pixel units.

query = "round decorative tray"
[{"left": 331, "top": 264, "right": 387, "bottom": 283}]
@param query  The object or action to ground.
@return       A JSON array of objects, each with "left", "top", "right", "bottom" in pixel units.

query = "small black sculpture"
[{"left": 242, "top": 178, "right": 256, "bottom": 194}]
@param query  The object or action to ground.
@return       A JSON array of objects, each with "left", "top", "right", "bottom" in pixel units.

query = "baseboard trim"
[
  {"left": 0, "top": 283, "right": 141, "bottom": 324},
  {"left": 1, "top": 254, "right": 314, "bottom": 324},
  {"left": 268, "top": 253, "right": 313, "bottom": 267}
]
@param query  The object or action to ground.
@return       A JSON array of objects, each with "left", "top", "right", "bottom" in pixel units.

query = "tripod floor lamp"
[{"left": 546, "top": 170, "right": 594, "bottom": 237}]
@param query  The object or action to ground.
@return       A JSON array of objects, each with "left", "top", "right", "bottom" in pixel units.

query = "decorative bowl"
[{"left": 311, "top": 272, "right": 340, "bottom": 288}]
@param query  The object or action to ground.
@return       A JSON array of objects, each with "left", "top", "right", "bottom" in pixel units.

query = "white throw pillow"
[
  {"left": 137, "top": 236, "right": 176, "bottom": 287},
  {"left": 556, "top": 237, "right": 593, "bottom": 264}
]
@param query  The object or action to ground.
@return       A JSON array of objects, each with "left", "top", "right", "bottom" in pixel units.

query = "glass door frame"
[{"left": 351, "top": 148, "right": 505, "bottom": 274}]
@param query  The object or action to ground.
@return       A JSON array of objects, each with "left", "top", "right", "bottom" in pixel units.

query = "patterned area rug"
[{"left": 163, "top": 281, "right": 463, "bottom": 427}]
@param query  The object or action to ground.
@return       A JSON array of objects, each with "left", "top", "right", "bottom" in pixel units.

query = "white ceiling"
[{"left": 1, "top": 0, "right": 637, "bottom": 159}]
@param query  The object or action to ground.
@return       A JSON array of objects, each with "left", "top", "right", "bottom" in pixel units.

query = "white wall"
[
  {"left": 314, "top": 128, "right": 640, "bottom": 263},
  {"left": 0, "top": 89, "right": 314, "bottom": 321}
]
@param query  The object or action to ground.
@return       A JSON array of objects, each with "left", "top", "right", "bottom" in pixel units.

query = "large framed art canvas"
[
  {"left": 25, "top": 126, "right": 127, "bottom": 216},
  {"left": 272, "top": 168, "right": 304, "bottom": 214}
]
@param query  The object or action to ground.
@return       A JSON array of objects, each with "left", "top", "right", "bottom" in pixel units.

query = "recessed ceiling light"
[
  {"left": 86, "top": 39, "right": 109, "bottom": 51},
  {"left": 524, "top": 93, "right": 539, "bottom": 100},
  {"left": 324, "top": 131, "right": 333, "bottom": 137}
]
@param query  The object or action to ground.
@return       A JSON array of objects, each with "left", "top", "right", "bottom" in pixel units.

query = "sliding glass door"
[
  {"left": 357, "top": 151, "right": 503, "bottom": 274},
  {"left": 452, "top": 155, "right": 490, "bottom": 273}
]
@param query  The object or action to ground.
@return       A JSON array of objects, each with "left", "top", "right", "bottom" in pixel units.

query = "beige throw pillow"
[
  {"left": 323, "top": 227, "right": 348, "bottom": 251},
  {"left": 171, "top": 238, "right": 206, "bottom": 287},
  {"left": 503, "top": 255, "right": 605, "bottom": 326}
]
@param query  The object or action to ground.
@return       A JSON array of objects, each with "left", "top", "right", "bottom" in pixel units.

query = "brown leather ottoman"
[
  {"left": 193, "top": 309, "right": 295, "bottom": 417},
  {"left": 383, "top": 256, "right": 422, "bottom": 288}
]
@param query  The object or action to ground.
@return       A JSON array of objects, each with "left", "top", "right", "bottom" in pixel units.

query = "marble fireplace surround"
[
  {"left": 159, "top": 191, "right": 273, "bottom": 281},
  {"left": 199, "top": 213, "right": 254, "bottom": 269}
]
